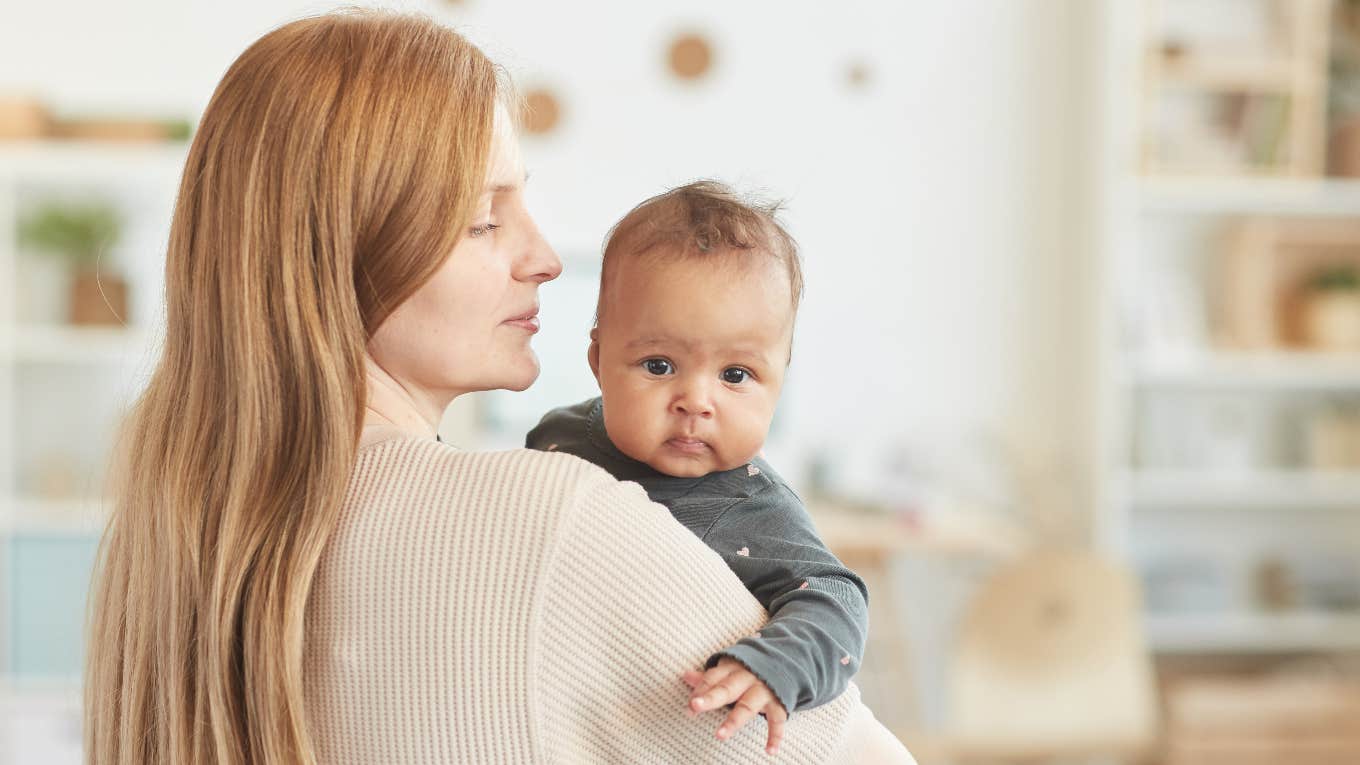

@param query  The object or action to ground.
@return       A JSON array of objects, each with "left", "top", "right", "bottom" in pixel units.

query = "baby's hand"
[{"left": 682, "top": 657, "right": 788, "bottom": 756}]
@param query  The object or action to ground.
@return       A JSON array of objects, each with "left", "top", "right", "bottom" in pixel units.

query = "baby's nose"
[{"left": 671, "top": 385, "right": 715, "bottom": 418}]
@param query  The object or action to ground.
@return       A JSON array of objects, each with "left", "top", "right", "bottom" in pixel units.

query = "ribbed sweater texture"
[{"left": 303, "top": 429, "right": 910, "bottom": 764}]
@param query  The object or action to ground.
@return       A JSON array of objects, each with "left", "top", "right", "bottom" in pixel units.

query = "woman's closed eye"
[
  {"left": 469, "top": 222, "right": 500, "bottom": 237},
  {"left": 642, "top": 358, "right": 674, "bottom": 376}
]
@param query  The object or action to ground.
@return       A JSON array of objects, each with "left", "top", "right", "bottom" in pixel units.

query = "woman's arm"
[{"left": 533, "top": 467, "right": 913, "bottom": 764}]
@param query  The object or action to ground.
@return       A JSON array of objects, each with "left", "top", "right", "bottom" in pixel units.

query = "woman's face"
[{"left": 368, "top": 110, "right": 561, "bottom": 407}]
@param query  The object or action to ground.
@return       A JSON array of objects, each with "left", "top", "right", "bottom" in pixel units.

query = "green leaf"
[{"left": 17, "top": 200, "right": 123, "bottom": 267}]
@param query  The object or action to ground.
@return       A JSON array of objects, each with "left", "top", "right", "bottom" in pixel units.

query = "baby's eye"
[
  {"left": 722, "top": 367, "right": 750, "bottom": 384},
  {"left": 643, "top": 358, "right": 674, "bottom": 376}
]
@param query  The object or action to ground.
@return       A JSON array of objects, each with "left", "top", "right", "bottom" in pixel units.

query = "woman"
[{"left": 84, "top": 9, "right": 913, "bottom": 764}]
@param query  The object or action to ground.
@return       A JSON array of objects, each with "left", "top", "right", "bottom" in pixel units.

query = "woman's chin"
[{"left": 498, "top": 356, "right": 540, "bottom": 392}]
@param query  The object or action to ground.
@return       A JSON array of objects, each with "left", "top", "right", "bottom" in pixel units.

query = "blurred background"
[{"left": 3, "top": 0, "right": 1360, "bottom": 763}]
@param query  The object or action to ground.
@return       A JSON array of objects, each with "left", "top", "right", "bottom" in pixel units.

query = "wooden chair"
[
  {"left": 810, "top": 503, "right": 1028, "bottom": 737},
  {"left": 919, "top": 550, "right": 1160, "bottom": 765}
]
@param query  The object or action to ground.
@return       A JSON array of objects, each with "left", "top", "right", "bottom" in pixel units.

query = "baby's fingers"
[
  {"left": 765, "top": 703, "right": 788, "bottom": 755},
  {"left": 716, "top": 693, "right": 764, "bottom": 741},
  {"left": 688, "top": 664, "right": 741, "bottom": 714}
]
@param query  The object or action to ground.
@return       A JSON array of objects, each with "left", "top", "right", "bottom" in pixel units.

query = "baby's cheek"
[
  {"left": 614, "top": 422, "right": 654, "bottom": 463},
  {"left": 712, "top": 441, "right": 753, "bottom": 473},
  {"left": 733, "top": 414, "right": 770, "bottom": 462}
]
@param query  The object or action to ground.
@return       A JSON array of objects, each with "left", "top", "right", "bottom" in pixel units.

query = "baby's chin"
[
  {"left": 645, "top": 457, "right": 715, "bottom": 478},
  {"left": 641, "top": 450, "right": 755, "bottom": 479}
]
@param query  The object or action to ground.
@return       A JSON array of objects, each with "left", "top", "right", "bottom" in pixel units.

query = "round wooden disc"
[
  {"left": 668, "top": 33, "right": 713, "bottom": 81},
  {"left": 846, "top": 62, "right": 872, "bottom": 90},
  {"left": 521, "top": 88, "right": 561, "bottom": 136}
]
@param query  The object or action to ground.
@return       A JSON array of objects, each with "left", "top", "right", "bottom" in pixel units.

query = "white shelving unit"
[
  {"left": 5, "top": 497, "right": 111, "bottom": 535},
  {"left": 1128, "top": 469, "right": 1360, "bottom": 509},
  {"left": 0, "top": 140, "right": 185, "bottom": 765},
  {"left": 3, "top": 677, "right": 84, "bottom": 765},
  {"left": 1131, "top": 350, "right": 1360, "bottom": 390},
  {"left": 1141, "top": 176, "right": 1360, "bottom": 217},
  {"left": 0, "top": 141, "right": 191, "bottom": 183},
  {"left": 1148, "top": 610, "right": 1360, "bottom": 654},
  {"left": 1098, "top": 1, "right": 1360, "bottom": 658}
]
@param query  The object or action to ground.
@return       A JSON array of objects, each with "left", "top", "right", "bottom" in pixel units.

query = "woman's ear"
[{"left": 587, "top": 327, "right": 601, "bottom": 384}]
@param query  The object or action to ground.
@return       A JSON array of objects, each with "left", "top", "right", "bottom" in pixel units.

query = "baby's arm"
[
  {"left": 536, "top": 466, "right": 907, "bottom": 763},
  {"left": 698, "top": 483, "right": 870, "bottom": 715}
]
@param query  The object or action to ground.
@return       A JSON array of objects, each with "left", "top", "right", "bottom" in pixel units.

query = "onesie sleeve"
[
  {"left": 533, "top": 470, "right": 874, "bottom": 764},
  {"left": 524, "top": 398, "right": 595, "bottom": 458},
  {"left": 699, "top": 484, "right": 870, "bottom": 715}
]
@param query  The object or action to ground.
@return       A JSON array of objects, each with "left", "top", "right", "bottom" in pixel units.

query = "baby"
[{"left": 527, "top": 180, "right": 869, "bottom": 755}]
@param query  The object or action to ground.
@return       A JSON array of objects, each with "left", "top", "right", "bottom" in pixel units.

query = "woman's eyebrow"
[{"left": 487, "top": 172, "right": 531, "bottom": 194}]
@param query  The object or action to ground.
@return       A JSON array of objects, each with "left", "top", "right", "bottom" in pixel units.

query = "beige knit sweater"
[{"left": 304, "top": 425, "right": 914, "bottom": 764}]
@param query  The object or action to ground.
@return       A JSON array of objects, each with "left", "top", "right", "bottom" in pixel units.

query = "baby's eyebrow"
[{"left": 625, "top": 336, "right": 693, "bottom": 351}]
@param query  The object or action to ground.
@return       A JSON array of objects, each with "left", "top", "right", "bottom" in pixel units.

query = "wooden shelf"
[
  {"left": 0, "top": 324, "right": 157, "bottom": 365},
  {"left": 0, "top": 140, "right": 189, "bottom": 183},
  {"left": 1147, "top": 610, "right": 1360, "bottom": 654},
  {"left": 808, "top": 501, "right": 1028, "bottom": 559},
  {"left": 1131, "top": 350, "right": 1360, "bottom": 390},
  {"left": 1128, "top": 470, "right": 1360, "bottom": 509},
  {"left": 1140, "top": 176, "right": 1360, "bottom": 217},
  {"left": 1153, "top": 56, "right": 1297, "bottom": 92},
  {"left": 3, "top": 497, "right": 109, "bottom": 535},
  {"left": 0, "top": 676, "right": 82, "bottom": 699}
]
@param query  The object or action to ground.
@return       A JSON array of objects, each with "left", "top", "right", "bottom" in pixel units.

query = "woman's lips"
[
  {"left": 503, "top": 313, "right": 540, "bottom": 333},
  {"left": 665, "top": 438, "right": 710, "bottom": 454}
]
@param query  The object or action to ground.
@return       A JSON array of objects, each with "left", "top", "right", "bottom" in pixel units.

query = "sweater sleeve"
[{"left": 534, "top": 470, "right": 894, "bottom": 765}]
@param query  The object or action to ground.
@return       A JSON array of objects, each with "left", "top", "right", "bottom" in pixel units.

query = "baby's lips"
[{"left": 664, "top": 437, "right": 711, "bottom": 454}]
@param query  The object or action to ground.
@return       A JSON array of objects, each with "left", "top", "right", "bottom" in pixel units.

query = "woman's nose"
[{"left": 516, "top": 219, "right": 562, "bottom": 284}]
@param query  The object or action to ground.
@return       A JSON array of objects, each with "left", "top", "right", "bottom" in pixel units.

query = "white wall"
[{"left": 4, "top": 0, "right": 1099, "bottom": 518}]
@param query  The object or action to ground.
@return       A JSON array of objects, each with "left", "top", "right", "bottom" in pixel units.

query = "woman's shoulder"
[
  {"left": 345, "top": 435, "right": 648, "bottom": 542},
  {"left": 357, "top": 434, "right": 618, "bottom": 497},
  {"left": 309, "top": 440, "right": 644, "bottom": 762}
]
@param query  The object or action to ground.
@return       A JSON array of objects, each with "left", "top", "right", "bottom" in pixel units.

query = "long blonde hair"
[{"left": 84, "top": 10, "right": 498, "bottom": 763}]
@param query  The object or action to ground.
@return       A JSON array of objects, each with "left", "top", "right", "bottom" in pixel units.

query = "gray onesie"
[{"left": 526, "top": 397, "right": 869, "bottom": 715}]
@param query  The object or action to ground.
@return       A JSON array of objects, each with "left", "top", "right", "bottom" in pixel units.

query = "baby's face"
[{"left": 590, "top": 252, "right": 793, "bottom": 477}]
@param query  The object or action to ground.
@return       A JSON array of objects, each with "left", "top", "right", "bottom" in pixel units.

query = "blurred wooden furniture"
[
  {"left": 915, "top": 550, "right": 1159, "bottom": 765},
  {"left": 1161, "top": 667, "right": 1360, "bottom": 765},
  {"left": 0, "top": 96, "right": 49, "bottom": 140},
  {"left": 812, "top": 504, "right": 1028, "bottom": 561},
  {"left": 1220, "top": 218, "right": 1360, "bottom": 350},
  {"left": 1101, "top": 0, "right": 1360, "bottom": 669},
  {"left": 809, "top": 501, "right": 1026, "bottom": 744},
  {"left": 1141, "top": 0, "right": 1333, "bottom": 177}
]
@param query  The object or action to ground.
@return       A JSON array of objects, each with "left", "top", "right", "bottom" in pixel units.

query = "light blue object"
[{"left": 7, "top": 534, "right": 100, "bottom": 679}]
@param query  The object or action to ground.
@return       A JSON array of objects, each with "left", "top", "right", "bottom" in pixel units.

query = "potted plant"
[
  {"left": 18, "top": 199, "right": 128, "bottom": 325},
  {"left": 1330, "top": 0, "right": 1360, "bottom": 176},
  {"left": 1301, "top": 264, "right": 1360, "bottom": 352}
]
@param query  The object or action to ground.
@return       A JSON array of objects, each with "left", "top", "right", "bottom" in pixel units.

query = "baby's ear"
[{"left": 587, "top": 327, "right": 601, "bottom": 383}]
